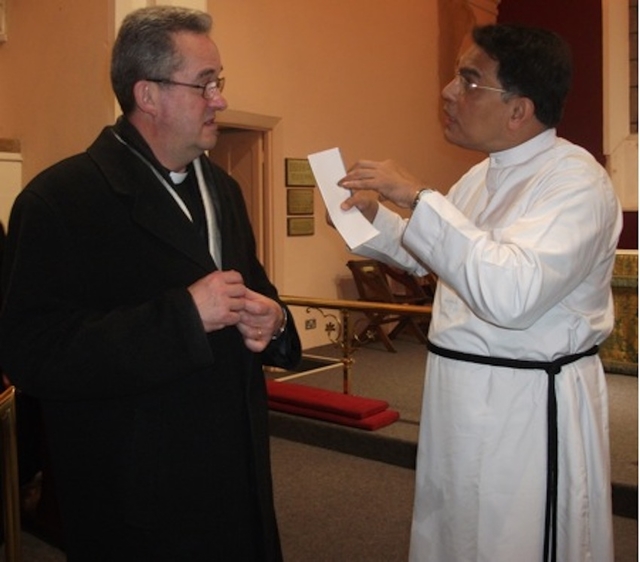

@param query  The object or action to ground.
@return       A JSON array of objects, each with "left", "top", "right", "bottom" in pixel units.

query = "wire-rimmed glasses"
[
  {"left": 455, "top": 72, "right": 506, "bottom": 95},
  {"left": 146, "top": 77, "right": 226, "bottom": 99}
]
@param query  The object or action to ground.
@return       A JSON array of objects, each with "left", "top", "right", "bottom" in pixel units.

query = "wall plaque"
[
  {"left": 0, "top": 0, "right": 7, "bottom": 43},
  {"left": 287, "top": 217, "right": 314, "bottom": 236},
  {"left": 286, "top": 188, "right": 314, "bottom": 215},
  {"left": 285, "top": 158, "right": 316, "bottom": 187}
]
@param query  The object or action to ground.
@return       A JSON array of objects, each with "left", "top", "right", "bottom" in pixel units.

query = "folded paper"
[{"left": 307, "top": 147, "right": 379, "bottom": 249}]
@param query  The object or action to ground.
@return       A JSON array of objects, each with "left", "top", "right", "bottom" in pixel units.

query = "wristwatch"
[
  {"left": 411, "top": 188, "right": 432, "bottom": 210},
  {"left": 272, "top": 306, "right": 288, "bottom": 340}
]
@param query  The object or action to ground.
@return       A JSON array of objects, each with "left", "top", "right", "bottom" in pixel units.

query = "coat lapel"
[
  {"left": 87, "top": 127, "right": 216, "bottom": 272},
  {"left": 199, "top": 158, "right": 256, "bottom": 274}
]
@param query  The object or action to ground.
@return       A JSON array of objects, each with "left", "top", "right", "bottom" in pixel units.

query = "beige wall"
[
  {"left": 208, "top": 0, "right": 483, "bottom": 345},
  {"left": 603, "top": 0, "right": 638, "bottom": 211},
  {"left": 0, "top": 0, "right": 486, "bottom": 348},
  {"left": 1, "top": 1, "right": 632, "bottom": 348},
  {"left": 0, "top": 1, "right": 114, "bottom": 184}
]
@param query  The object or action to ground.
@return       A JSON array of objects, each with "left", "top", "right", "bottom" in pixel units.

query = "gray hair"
[{"left": 111, "top": 6, "right": 212, "bottom": 115}]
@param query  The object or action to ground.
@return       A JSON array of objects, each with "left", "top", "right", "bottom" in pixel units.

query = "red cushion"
[
  {"left": 268, "top": 400, "right": 399, "bottom": 431},
  {"left": 266, "top": 379, "right": 388, "bottom": 420}
]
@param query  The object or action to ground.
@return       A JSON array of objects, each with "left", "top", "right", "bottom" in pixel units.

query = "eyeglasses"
[
  {"left": 146, "top": 77, "right": 226, "bottom": 99},
  {"left": 455, "top": 72, "right": 506, "bottom": 95}
]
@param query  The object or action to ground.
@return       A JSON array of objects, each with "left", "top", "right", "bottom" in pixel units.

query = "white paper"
[{"left": 307, "top": 147, "right": 379, "bottom": 249}]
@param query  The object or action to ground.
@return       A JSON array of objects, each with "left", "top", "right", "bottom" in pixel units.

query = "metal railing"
[{"left": 280, "top": 295, "right": 432, "bottom": 394}]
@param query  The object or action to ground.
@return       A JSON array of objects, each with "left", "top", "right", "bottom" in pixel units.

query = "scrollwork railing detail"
[{"left": 281, "top": 296, "right": 432, "bottom": 394}]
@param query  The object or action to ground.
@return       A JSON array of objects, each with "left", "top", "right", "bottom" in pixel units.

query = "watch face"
[{"left": 412, "top": 188, "right": 431, "bottom": 210}]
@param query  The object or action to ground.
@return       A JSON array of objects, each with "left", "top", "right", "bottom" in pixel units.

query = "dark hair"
[
  {"left": 111, "top": 6, "right": 212, "bottom": 115},
  {"left": 472, "top": 24, "right": 572, "bottom": 127}
]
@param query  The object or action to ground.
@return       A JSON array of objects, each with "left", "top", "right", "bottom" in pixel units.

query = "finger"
[
  {"left": 346, "top": 159, "right": 376, "bottom": 172},
  {"left": 227, "top": 297, "right": 247, "bottom": 312},
  {"left": 216, "top": 269, "right": 244, "bottom": 284},
  {"left": 236, "top": 322, "right": 255, "bottom": 340},
  {"left": 239, "top": 324, "right": 270, "bottom": 353},
  {"left": 243, "top": 337, "right": 268, "bottom": 353},
  {"left": 242, "top": 302, "right": 268, "bottom": 317},
  {"left": 340, "top": 194, "right": 359, "bottom": 211},
  {"left": 243, "top": 288, "right": 269, "bottom": 303},
  {"left": 339, "top": 172, "right": 368, "bottom": 188}
]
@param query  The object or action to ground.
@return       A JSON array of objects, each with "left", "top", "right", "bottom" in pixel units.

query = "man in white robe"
[{"left": 337, "top": 24, "right": 622, "bottom": 562}]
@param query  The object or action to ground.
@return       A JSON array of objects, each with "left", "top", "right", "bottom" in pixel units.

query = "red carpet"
[{"left": 266, "top": 379, "right": 399, "bottom": 430}]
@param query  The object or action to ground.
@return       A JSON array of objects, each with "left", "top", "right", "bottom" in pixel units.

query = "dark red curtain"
[{"left": 498, "top": 1, "right": 637, "bottom": 249}]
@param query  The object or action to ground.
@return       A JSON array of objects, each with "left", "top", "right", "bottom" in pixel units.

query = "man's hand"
[
  {"left": 237, "top": 289, "right": 284, "bottom": 352},
  {"left": 188, "top": 270, "right": 247, "bottom": 332},
  {"left": 335, "top": 190, "right": 380, "bottom": 223},
  {"left": 338, "top": 159, "right": 423, "bottom": 209}
]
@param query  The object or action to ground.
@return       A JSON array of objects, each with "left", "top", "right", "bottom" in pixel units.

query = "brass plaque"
[
  {"left": 287, "top": 188, "right": 314, "bottom": 215},
  {"left": 287, "top": 217, "right": 314, "bottom": 236},
  {"left": 285, "top": 158, "right": 316, "bottom": 187}
]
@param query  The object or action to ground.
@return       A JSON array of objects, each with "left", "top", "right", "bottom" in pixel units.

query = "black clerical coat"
[{"left": 0, "top": 126, "right": 301, "bottom": 561}]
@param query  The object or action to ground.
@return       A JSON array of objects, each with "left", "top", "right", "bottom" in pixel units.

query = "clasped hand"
[{"left": 188, "top": 270, "right": 283, "bottom": 352}]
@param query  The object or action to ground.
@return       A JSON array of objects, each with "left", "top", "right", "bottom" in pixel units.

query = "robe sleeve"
[
  {"left": 350, "top": 204, "right": 431, "bottom": 276},
  {"left": 402, "top": 159, "right": 621, "bottom": 330}
]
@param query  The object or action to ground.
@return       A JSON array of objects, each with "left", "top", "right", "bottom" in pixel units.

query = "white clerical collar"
[
  {"left": 489, "top": 128, "right": 557, "bottom": 169},
  {"left": 112, "top": 129, "right": 221, "bottom": 266},
  {"left": 169, "top": 170, "right": 189, "bottom": 185}
]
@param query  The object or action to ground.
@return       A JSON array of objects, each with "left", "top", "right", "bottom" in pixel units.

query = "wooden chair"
[
  {"left": 346, "top": 260, "right": 432, "bottom": 352},
  {"left": 380, "top": 263, "right": 434, "bottom": 342},
  {"left": 0, "top": 385, "right": 22, "bottom": 562}
]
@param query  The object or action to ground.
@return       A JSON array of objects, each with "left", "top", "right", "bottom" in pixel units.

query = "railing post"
[
  {"left": 340, "top": 308, "right": 354, "bottom": 394},
  {"left": 280, "top": 296, "right": 432, "bottom": 395}
]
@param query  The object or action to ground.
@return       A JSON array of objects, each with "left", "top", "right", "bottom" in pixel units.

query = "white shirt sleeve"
[
  {"left": 349, "top": 203, "right": 431, "bottom": 277},
  {"left": 403, "top": 156, "right": 621, "bottom": 330}
]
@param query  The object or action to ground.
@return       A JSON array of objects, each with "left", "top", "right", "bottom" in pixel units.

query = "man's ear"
[
  {"left": 507, "top": 96, "right": 536, "bottom": 130},
  {"left": 133, "top": 80, "right": 158, "bottom": 115}
]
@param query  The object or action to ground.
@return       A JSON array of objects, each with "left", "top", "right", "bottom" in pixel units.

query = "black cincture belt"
[{"left": 426, "top": 340, "right": 599, "bottom": 562}]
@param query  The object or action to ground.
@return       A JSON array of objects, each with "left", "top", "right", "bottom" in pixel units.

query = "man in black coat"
[{"left": 0, "top": 6, "right": 301, "bottom": 561}]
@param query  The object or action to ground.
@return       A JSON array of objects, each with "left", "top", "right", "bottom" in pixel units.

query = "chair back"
[
  {"left": 346, "top": 260, "right": 397, "bottom": 303},
  {"left": 347, "top": 259, "right": 431, "bottom": 305},
  {"left": 377, "top": 263, "right": 432, "bottom": 305},
  {"left": 0, "top": 386, "right": 22, "bottom": 562},
  {"left": 347, "top": 259, "right": 431, "bottom": 351}
]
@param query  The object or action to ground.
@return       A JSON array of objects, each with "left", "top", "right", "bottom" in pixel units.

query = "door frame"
[{"left": 215, "top": 109, "right": 281, "bottom": 279}]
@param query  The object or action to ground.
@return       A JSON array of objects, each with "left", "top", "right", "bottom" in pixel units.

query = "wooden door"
[{"left": 209, "top": 128, "right": 266, "bottom": 264}]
